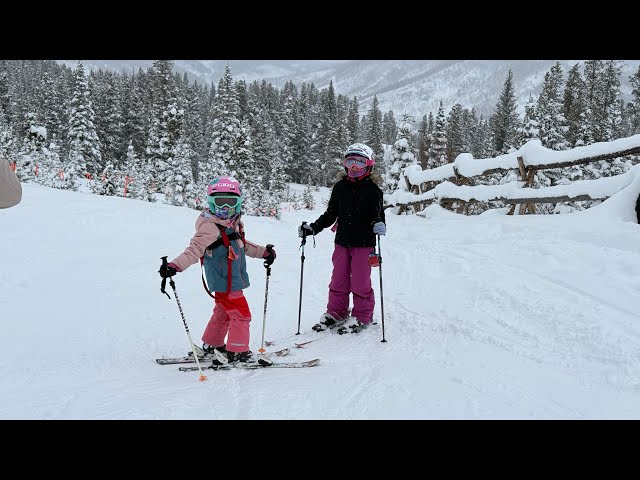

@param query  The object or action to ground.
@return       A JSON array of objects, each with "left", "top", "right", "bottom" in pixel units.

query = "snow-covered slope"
[{"left": 1, "top": 182, "right": 640, "bottom": 419}]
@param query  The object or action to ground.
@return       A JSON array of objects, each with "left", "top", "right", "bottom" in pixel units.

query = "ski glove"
[
  {"left": 298, "top": 223, "right": 315, "bottom": 238},
  {"left": 263, "top": 245, "right": 276, "bottom": 266},
  {"left": 159, "top": 262, "right": 179, "bottom": 278},
  {"left": 373, "top": 222, "right": 386, "bottom": 235}
]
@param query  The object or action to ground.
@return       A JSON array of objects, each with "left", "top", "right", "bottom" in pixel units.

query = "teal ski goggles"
[{"left": 208, "top": 195, "right": 242, "bottom": 209}]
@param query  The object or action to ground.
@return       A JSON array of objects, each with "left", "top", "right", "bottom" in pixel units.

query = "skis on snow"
[
  {"left": 178, "top": 358, "right": 321, "bottom": 371},
  {"left": 156, "top": 347, "right": 290, "bottom": 365}
]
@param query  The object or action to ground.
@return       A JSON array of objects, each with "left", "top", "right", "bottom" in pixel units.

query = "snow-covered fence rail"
[{"left": 390, "top": 134, "right": 640, "bottom": 214}]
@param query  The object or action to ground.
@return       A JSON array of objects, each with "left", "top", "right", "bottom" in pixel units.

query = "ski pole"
[
  {"left": 258, "top": 244, "right": 274, "bottom": 353},
  {"left": 296, "top": 222, "right": 308, "bottom": 335},
  {"left": 161, "top": 256, "right": 207, "bottom": 382},
  {"left": 377, "top": 234, "right": 387, "bottom": 343}
]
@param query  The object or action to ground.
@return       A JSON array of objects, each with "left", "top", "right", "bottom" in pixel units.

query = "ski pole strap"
[{"left": 200, "top": 257, "right": 217, "bottom": 299}]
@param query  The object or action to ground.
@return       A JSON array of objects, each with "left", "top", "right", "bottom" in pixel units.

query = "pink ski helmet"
[
  {"left": 207, "top": 176, "right": 243, "bottom": 220},
  {"left": 207, "top": 176, "right": 242, "bottom": 196}
]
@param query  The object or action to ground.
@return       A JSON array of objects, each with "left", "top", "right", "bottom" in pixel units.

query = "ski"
[
  {"left": 156, "top": 348, "right": 290, "bottom": 365},
  {"left": 178, "top": 358, "right": 320, "bottom": 371},
  {"left": 265, "top": 319, "right": 378, "bottom": 348}
]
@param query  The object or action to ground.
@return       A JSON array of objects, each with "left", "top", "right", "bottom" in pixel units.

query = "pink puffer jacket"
[{"left": 170, "top": 210, "right": 266, "bottom": 272}]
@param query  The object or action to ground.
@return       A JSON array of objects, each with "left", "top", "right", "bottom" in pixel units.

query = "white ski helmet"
[{"left": 344, "top": 143, "right": 375, "bottom": 166}]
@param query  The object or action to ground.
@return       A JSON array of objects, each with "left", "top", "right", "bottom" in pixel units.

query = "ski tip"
[
  {"left": 304, "top": 358, "right": 321, "bottom": 367},
  {"left": 199, "top": 375, "right": 208, "bottom": 382}
]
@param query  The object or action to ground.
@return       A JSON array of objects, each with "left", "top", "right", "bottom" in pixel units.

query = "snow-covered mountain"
[{"left": 58, "top": 60, "right": 640, "bottom": 119}]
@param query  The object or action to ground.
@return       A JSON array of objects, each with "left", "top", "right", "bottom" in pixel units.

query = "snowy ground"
[{"left": 1, "top": 182, "right": 640, "bottom": 419}]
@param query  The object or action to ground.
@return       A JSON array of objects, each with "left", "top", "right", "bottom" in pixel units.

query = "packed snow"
[{"left": 1, "top": 181, "right": 640, "bottom": 419}]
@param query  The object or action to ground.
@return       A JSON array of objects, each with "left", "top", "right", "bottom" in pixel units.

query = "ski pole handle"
[
  {"left": 160, "top": 256, "right": 170, "bottom": 299},
  {"left": 263, "top": 244, "right": 274, "bottom": 269}
]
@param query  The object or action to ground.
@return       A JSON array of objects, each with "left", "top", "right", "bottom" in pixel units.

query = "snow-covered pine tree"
[
  {"left": 537, "top": 62, "right": 569, "bottom": 151},
  {"left": 145, "top": 60, "right": 194, "bottom": 207},
  {"left": 601, "top": 60, "right": 623, "bottom": 142},
  {"left": 275, "top": 81, "right": 297, "bottom": 183},
  {"left": 382, "top": 111, "right": 397, "bottom": 146},
  {"left": 315, "top": 81, "right": 342, "bottom": 186},
  {"left": 290, "top": 84, "right": 312, "bottom": 184},
  {"left": 446, "top": 103, "right": 465, "bottom": 163},
  {"left": 461, "top": 108, "right": 479, "bottom": 159},
  {"left": 563, "top": 63, "right": 586, "bottom": 147},
  {"left": 206, "top": 62, "right": 242, "bottom": 189},
  {"left": 0, "top": 111, "right": 18, "bottom": 165},
  {"left": 302, "top": 179, "right": 315, "bottom": 209},
  {"left": 247, "top": 106, "right": 281, "bottom": 217},
  {"left": 388, "top": 114, "right": 417, "bottom": 195},
  {"left": 47, "top": 145, "right": 78, "bottom": 191},
  {"left": 430, "top": 101, "right": 447, "bottom": 168},
  {"left": 67, "top": 61, "right": 102, "bottom": 180},
  {"left": 489, "top": 69, "right": 519, "bottom": 155},
  {"left": 121, "top": 141, "right": 142, "bottom": 199},
  {"left": 347, "top": 96, "right": 359, "bottom": 145},
  {"left": 517, "top": 94, "right": 540, "bottom": 147},
  {"left": 416, "top": 113, "right": 430, "bottom": 169},
  {"left": 38, "top": 67, "right": 64, "bottom": 145},
  {"left": 458, "top": 108, "right": 473, "bottom": 157},
  {"left": 122, "top": 70, "right": 148, "bottom": 159},
  {"left": 0, "top": 60, "right": 10, "bottom": 121},
  {"left": 630, "top": 65, "right": 640, "bottom": 135},
  {"left": 93, "top": 71, "right": 124, "bottom": 169},
  {"left": 231, "top": 117, "right": 257, "bottom": 212},
  {"left": 359, "top": 114, "right": 367, "bottom": 144},
  {"left": 365, "top": 95, "right": 384, "bottom": 175},
  {"left": 582, "top": 60, "right": 605, "bottom": 145},
  {"left": 92, "top": 161, "right": 118, "bottom": 196},
  {"left": 469, "top": 112, "right": 487, "bottom": 159},
  {"left": 267, "top": 152, "right": 289, "bottom": 220},
  {"left": 17, "top": 112, "right": 47, "bottom": 183},
  {"left": 621, "top": 101, "right": 635, "bottom": 138}
]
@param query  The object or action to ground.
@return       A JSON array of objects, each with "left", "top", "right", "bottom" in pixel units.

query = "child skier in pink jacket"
[{"left": 159, "top": 176, "right": 276, "bottom": 366}]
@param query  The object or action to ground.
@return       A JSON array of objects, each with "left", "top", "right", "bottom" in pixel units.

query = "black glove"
[
  {"left": 298, "top": 223, "right": 315, "bottom": 238},
  {"left": 263, "top": 244, "right": 276, "bottom": 266},
  {"left": 159, "top": 262, "right": 178, "bottom": 278}
]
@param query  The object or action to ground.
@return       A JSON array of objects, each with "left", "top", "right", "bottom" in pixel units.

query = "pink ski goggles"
[{"left": 344, "top": 155, "right": 372, "bottom": 169}]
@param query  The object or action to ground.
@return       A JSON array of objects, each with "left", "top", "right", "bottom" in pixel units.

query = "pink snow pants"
[
  {"left": 202, "top": 290, "right": 252, "bottom": 352},
  {"left": 326, "top": 244, "right": 375, "bottom": 324}
]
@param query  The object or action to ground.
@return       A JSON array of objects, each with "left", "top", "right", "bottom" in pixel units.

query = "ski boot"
[
  {"left": 337, "top": 318, "right": 370, "bottom": 335},
  {"left": 312, "top": 313, "right": 347, "bottom": 332},
  {"left": 191, "top": 343, "right": 226, "bottom": 358},
  {"left": 212, "top": 349, "right": 273, "bottom": 367}
]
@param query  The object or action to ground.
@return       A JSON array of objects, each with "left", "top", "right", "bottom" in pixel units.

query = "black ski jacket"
[{"left": 310, "top": 175, "right": 385, "bottom": 248}]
